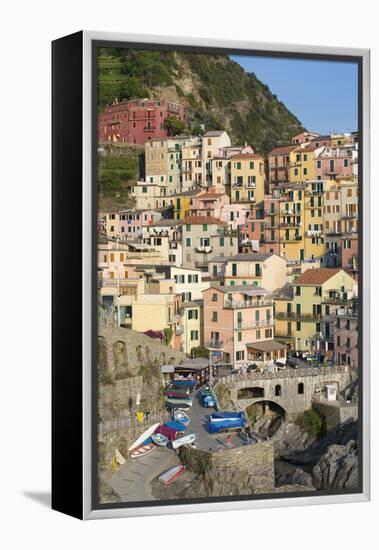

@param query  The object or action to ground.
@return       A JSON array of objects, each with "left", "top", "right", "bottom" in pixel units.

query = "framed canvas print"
[{"left": 52, "top": 31, "right": 370, "bottom": 520}]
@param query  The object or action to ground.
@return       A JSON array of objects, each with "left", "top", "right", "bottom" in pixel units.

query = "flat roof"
[{"left": 246, "top": 340, "right": 287, "bottom": 352}]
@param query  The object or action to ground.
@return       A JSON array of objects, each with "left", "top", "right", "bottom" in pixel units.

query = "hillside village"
[{"left": 98, "top": 100, "right": 358, "bottom": 371}]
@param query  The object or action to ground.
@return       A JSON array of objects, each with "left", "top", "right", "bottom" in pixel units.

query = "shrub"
[{"left": 296, "top": 408, "right": 325, "bottom": 437}]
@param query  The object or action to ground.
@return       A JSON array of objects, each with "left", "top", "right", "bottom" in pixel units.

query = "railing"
[
  {"left": 224, "top": 299, "right": 272, "bottom": 309},
  {"left": 206, "top": 340, "right": 224, "bottom": 349},
  {"left": 276, "top": 312, "right": 322, "bottom": 321},
  {"left": 234, "top": 319, "right": 274, "bottom": 330},
  {"left": 215, "top": 365, "right": 352, "bottom": 385}
]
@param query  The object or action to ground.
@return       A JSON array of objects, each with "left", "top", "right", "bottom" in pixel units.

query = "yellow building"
[
  {"left": 102, "top": 211, "right": 121, "bottom": 238},
  {"left": 274, "top": 181, "right": 326, "bottom": 262},
  {"left": 290, "top": 268, "right": 355, "bottom": 351},
  {"left": 231, "top": 154, "right": 265, "bottom": 205},
  {"left": 289, "top": 145, "right": 317, "bottom": 183},
  {"left": 179, "top": 301, "right": 203, "bottom": 355},
  {"left": 172, "top": 189, "right": 199, "bottom": 220}
]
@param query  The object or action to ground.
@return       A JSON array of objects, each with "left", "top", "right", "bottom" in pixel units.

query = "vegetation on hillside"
[
  {"left": 97, "top": 145, "right": 143, "bottom": 210},
  {"left": 296, "top": 408, "right": 326, "bottom": 437},
  {"left": 97, "top": 48, "right": 304, "bottom": 153}
]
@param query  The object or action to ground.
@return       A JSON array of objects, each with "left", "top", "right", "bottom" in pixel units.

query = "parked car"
[
  {"left": 247, "top": 363, "right": 258, "bottom": 372},
  {"left": 286, "top": 358, "right": 298, "bottom": 369},
  {"left": 274, "top": 360, "right": 286, "bottom": 370}
]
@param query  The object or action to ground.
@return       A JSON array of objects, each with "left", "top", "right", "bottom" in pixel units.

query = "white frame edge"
[{"left": 82, "top": 30, "right": 370, "bottom": 520}]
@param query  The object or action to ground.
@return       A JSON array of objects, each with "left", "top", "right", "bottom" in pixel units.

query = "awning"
[{"left": 246, "top": 340, "right": 287, "bottom": 352}]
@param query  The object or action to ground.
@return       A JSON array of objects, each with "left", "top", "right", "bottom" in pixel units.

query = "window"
[
  {"left": 303, "top": 154, "right": 308, "bottom": 161},
  {"left": 212, "top": 312, "right": 218, "bottom": 322},
  {"left": 190, "top": 330, "right": 199, "bottom": 341},
  {"left": 236, "top": 350, "right": 245, "bottom": 361},
  {"left": 256, "top": 330, "right": 261, "bottom": 339},
  {"left": 317, "top": 160, "right": 321, "bottom": 168},
  {"left": 211, "top": 293, "right": 218, "bottom": 302},
  {"left": 237, "top": 332, "right": 242, "bottom": 342},
  {"left": 219, "top": 237, "right": 224, "bottom": 247},
  {"left": 232, "top": 263, "right": 237, "bottom": 276},
  {"left": 188, "top": 309, "right": 198, "bottom": 320},
  {"left": 255, "top": 264, "right": 261, "bottom": 277},
  {"left": 186, "top": 237, "right": 191, "bottom": 246},
  {"left": 298, "top": 383, "right": 304, "bottom": 395},
  {"left": 344, "top": 159, "right": 349, "bottom": 168},
  {"left": 202, "top": 224, "right": 208, "bottom": 232},
  {"left": 275, "top": 385, "right": 281, "bottom": 397},
  {"left": 303, "top": 168, "right": 308, "bottom": 176},
  {"left": 295, "top": 287, "right": 301, "bottom": 297},
  {"left": 142, "top": 186, "right": 147, "bottom": 193},
  {"left": 236, "top": 162, "right": 241, "bottom": 169},
  {"left": 265, "top": 329, "right": 272, "bottom": 338},
  {"left": 296, "top": 321, "right": 301, "bottom": 331},
  {"left": 186, "top": 224, "right": 191, "bottom": 232},
  {"left": 294, "top": 168, "right": 298, "bottom": 176},
  {"left": 249, "top": 161, "right": 255, "bottom": 169}
]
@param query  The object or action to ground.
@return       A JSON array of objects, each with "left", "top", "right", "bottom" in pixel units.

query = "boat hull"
[{"left": 128, "top": 422, "right": 160, "bottom": 451}]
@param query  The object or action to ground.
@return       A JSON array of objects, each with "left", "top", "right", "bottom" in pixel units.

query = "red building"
[{"left": 98, "top": 98, "right": 187, "bottom": 145}]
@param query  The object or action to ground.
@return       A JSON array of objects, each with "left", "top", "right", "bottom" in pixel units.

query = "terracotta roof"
[
  {"left": 293, "top": 144, "right": 319, "bottom": 153},
  {"left": 195, "top": 191, "right": 225, "bottom": 198},
  {"left": 294, "top": 268, "right": 342, "bottom": 285},
  {"left": 183, "top": 215, "right": 227, "bottom": 226},
  {"left": 269, "top": 145, "right": 296, "bottom": 155},
  {"left": 231, "top": 153, "right": 264, "bottom": 160}
]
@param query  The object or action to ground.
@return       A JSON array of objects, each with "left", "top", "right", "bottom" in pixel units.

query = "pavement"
[{"left": 110, "top": 385, "right": 249, "bottom": 502}]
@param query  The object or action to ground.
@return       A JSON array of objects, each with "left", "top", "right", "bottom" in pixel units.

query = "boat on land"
[
  {"left": 130, "top": 442, "right": 156, "bottom": 459},
  {"left": 207, "top": 416, "right": 246, "bottom": 434},
  {"left": 128, "top": 423, "right": 160, "bottom": 451},
  {"left": 171, "top": 433, "right": 196, "bottom": 450},
  {"left": 168, "top": 384, "right": 190, "bottom": 395},
  {"left": 165, "top": 391, "right": 190, "bottom": 399},
  {"left": 173, "top": 409, "right": 190, "bottom": 424},
  {"left": 158, "top": 465, "right": 185, "bottom": 485},
  {"left": 155, "top": 424, "right": 178, "bottom": 441},
  {"left": 166, "top": 401, "right": 191, "bottom": 412},
  {"left": 210, "top": 411, "right": 246, "bottom": 422},
  {"left": 166, "top": 397, "right": 193, "bottom": 407},
  {"left": 151, "top": 432, "right": 169, "bottom": 447},
  {"left": 172, "top": 379, "right": 197, "bottom": 388},
  {"left": 164, "top": 421, "right": 188, "bottom": 432}
]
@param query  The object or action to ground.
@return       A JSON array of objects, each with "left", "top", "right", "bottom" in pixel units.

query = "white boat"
[
  {"left": 173, "top": 410, "right": 191, "bottom": 424},
  {"left": 130, "top": 443, "right": 156, "bottom": 459},
  {"left": 171, "top": 433, "right": 196, "bottom": 450},
  {"left": 166, "top": 398, "right": 193, "bottom": 407},
  {"left": 151, "top": 432, "right": 169, "bottom": 447},
  {"left": 158, "top": 465, "right": 185, "bottom": 485},
  {"left": 128, "top": 422, "right": 160, "bottom": 451}
]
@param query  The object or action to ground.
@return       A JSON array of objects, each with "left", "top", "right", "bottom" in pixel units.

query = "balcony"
[
  {"left": 206, "top": 340, "right": 224, "bottom": 350},
  {"left": 284, "top": 235, "right": 303, "bottom": 241},
  {"left": 276, "top": 312, "right": 322, "bottom": 321},
  {"left": 307, "top": 230, "right": 322, "bottom": 237},
  {"left": 280, "top": 222, "right": 302, "bottom": 228},
  {"left": 144, "top": 126, "right": 156, "bottom": 132},
  {"left": 234, "top": 319, "right": 274, "bottom": 330},
  {"left": 224, "top": 299, "right": 272, "bottom": 309}
]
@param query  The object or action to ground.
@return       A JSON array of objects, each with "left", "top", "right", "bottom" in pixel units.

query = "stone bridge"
[{"left": 215, "top": 366, "right": 355, "bottom": 419}]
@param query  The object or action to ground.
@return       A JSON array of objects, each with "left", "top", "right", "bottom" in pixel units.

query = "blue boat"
[
  {"left": 164, "top": 421, "right": 188, "bottom": 432},
  {"left": 207, "top": 417, "right": 245, "bottom": 434},
  {"left": 210, "top": 411, "right": 246, "bottom": 421}
]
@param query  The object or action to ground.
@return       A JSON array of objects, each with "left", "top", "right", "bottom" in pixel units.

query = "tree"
[{"left": 164, "top": 116, "right": 188, "bottom": 136}]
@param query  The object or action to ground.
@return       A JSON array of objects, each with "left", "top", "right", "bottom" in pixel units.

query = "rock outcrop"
[{"left": 312, "top": 440, "right": 358, "bottom": 490}]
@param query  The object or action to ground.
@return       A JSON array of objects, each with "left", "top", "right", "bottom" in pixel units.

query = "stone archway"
[
  {"left": 237, "top": 386, "right": 265, "bottom": 400},
  {"left": 245, "top": 399, "right": 286, "bottom": 437}
]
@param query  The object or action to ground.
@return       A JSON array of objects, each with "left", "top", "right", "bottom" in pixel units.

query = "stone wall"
[
  {"left": 314, "top": 401, "right": 359, "bottom": 431},
  {"left": 98, "top": 324, "right": 185, "bottom": 379},
  {"left": 215, "top": 366, "right": 355, "bottom": 418},
  {"left": 180, "top": 442, "right": 275, "bottom": 495}
]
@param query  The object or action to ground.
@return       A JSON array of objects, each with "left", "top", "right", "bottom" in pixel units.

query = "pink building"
[
  {"left": 203, "top": 285, "right": 286, "bottom": 367},
  {"left": 189, "top": 188, "right": 250, "bottom": 230},
  {"left": 342, "top": 234, "right": 358, "bottom": 274},
  {"left": 315, "top": 146, "right": 354, "bottom": 180},
  {"left": 334, "top": 304, "right": 358, "bottom": 368},
  {"left": 98, "top": 98, "right": 187, "bottom": 145},
  {"left": 119, "top": 209, "right": 161, "bottom": 239},
  {"left": 268, "top": 145, "right": 296, "bottom": 188}
]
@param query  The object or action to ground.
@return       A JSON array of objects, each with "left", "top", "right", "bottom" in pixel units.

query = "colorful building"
[
  {"left": 203, "top": 285, "right": 286, "bottom": 367},
  {"left": 207, "top": 252, "right": 287, "bottom": 291},
  {"left": 98, "top": 98, "right": 187, "bottom": 145},
  {"left": 231, "top": 154, "right": 265, "bottom": 204},
  {"left": 181, "top": 216, "right": 238, "bottom": 270}
]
